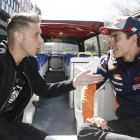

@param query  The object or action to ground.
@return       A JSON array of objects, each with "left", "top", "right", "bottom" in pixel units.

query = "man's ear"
[
  {"left": 13, "top": 31, "right": 23, "bottom": 43},
  {"left": 131, "top": 34, "right": 138, "bottom": 45}
]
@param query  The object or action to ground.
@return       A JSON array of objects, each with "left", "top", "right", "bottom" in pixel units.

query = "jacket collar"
[{"left": 0, "top": 40, "right": 24, "bottom": 70}]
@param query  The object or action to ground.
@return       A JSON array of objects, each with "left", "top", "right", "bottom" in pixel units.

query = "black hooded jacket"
[{"left": 0, "top": 40, "right": 75, "bottom": 140}]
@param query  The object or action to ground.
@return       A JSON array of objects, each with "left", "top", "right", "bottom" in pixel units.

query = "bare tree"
[
  {"left": 84, "top": 0, "right": 140, "bottom": 53},
  {"left": 84, "top": 38, "right": 96, "bottom": 52},
  {"left": 98, "top": 0, "right": 140, "bottom": 52},
  {"left": 112, "top": 0, "right": 140, "bottom": 16}
]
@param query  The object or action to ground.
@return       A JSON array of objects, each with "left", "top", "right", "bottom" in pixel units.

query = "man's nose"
[
  {"left": 39, "top": 36, "right": 44, "bottom": 44},
  {"left": 108, "top": 38, "right": 114, "bottom": 47}
]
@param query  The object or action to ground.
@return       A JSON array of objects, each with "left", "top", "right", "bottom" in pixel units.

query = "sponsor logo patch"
[
  {"left": 113, "top": 74, "right": 122, "bottom": 81},
  {"left": 101, "top": 61, "right": 107, "bottom": 68},
  {"left": 100, "top": 28, "right": 109, "bottom": 35},
  {"left": 135, "top": 76, "right": 140, "bottom": 83},
  {"left": 127, "top": 25, "right": 137, "bottom": 32},
  {"left": 133, "top": 84, "right": 140, "bottom": 90}
]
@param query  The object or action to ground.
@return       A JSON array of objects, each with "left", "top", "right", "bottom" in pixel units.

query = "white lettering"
[
  {"left": 114, "top": 87, "right": 122, "bottom": 91},
  {"left": 112, "top": 80, "right": 123, "bottom": 86},
  {"left": 8, "top": 85, "right": 22, "bottom": 104}
]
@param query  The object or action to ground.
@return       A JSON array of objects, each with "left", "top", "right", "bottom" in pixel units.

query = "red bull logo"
[{"left": 135, "top": 76, "right": 140, "bottom": 83}]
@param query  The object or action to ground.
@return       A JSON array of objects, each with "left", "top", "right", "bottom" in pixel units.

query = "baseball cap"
[{"left": 99, "top": 17, "right": 140, "bottom": 37}]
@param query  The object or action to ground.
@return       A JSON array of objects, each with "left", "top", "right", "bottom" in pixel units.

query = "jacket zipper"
[
  {"left": 127, "top": 70, "right": 130, "bottom": 83},
  {"left": 0, "top": 71, "right": 16, "bottom": 112},
  {"left": 15, "top": 72, "right": 33, "bottom": 121},
  {"left": 121, "top": 64, "right": 130, "bottom": 83}
]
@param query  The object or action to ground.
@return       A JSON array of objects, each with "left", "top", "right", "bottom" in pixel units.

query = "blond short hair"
[{"left": 7, "top": 13, "right": 41, "bottom": 36}]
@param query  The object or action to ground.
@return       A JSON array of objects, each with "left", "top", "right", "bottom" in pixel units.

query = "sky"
[{"left": 31, "top": 0, "right": 139, "bottom": 22}]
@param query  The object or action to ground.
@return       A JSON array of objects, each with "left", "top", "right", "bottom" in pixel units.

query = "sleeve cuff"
[
  {"left": 64, "top": 79, "right": 75, "bottom": 90},
  {"left": 82, "top": 111, "right": 93, "bottom": 123}
]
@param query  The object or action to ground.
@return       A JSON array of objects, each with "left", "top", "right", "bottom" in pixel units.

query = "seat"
[
  {"left": 70, "top": 56, "right": 101, "bottom": 109},
  {"left": 73, "top": 58, "right": 101, "bottom": 132},
  {"left": 87, "top": 58, "right": 118, "bottom": 121},
  {"left": 50, "top": 54, "right": 61, "bottom": 69},
  {"left": 98, "top": 81, "right": 118, "bottom": 121},
  {"left": 35, "top": 54, "right": 44, "bottom": 77},
  {"left": 22, "top": 55, "right": 44, "bottom": 124},
  {"left": 22, "top": 94, "right": 37, "bottom": 124}
]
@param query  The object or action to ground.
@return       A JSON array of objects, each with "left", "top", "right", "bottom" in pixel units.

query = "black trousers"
[
  {"left": 10, "top": 121, "right": 48, "bottom": 140},
  {"left": 77, "top": 117, "right": 140, "bottom": 140}
]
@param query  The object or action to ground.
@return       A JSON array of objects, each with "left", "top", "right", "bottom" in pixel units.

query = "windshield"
[{"left": 40, "top": 42, "right": 79, "bottom": 54}]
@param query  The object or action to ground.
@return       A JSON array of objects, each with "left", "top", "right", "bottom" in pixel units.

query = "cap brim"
[{"left": 99, "top": 26, "right": 126, "bottom": 35}]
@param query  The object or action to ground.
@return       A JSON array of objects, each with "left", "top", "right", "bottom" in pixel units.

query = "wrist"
[{"left": 73, "top": 79, "right": 77, "bottom": 89}]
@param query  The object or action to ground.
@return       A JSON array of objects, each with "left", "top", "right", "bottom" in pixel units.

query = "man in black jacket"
[{"left": 0, "top": 13, "right": 104, "bottom": 140}]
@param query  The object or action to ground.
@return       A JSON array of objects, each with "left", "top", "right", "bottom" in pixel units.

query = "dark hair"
[
  {"left": 7, "top": 13, "right": 41, "bottom": 36},
  {"left": 123, "top": 31, "right": 140, "bottom": 47}
]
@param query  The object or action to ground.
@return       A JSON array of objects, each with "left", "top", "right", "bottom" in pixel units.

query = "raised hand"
[{"left": 73, "top": 70, "right": 104, "bottom": 88}]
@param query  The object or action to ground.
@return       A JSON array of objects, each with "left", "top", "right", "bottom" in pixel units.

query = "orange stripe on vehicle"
[{"left": 109, "top": 66, "right": 117, "bottom": 71}]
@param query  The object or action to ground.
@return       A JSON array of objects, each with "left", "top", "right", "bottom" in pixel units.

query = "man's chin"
[
  {"left": 28, "top": 53, "right": 35, "bottom": 57},
  {"left": 113, "top": 54, "right": 120, "bottom": 59}
]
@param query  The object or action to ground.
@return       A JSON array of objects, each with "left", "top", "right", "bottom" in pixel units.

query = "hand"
[
  {"left": 73, "top": 70, "right": 104, "bottom": 88},
  {"left": 86, "top": 117, "right": 108, "bottom": 130}
]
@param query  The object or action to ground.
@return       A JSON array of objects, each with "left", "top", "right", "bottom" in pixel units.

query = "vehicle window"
[
  {"left": 40, "top": 42, "right": 79, "bottom": 54},
  {"left": 84, "top": 37, "right": 99, "bottom": 55},
  {"left": 84, "top": 35, "right": 110, "bottom": 56}
]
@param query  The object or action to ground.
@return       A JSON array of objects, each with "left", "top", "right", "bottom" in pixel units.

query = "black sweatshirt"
[{"left": 0, "top": 40, "right": 75, "bottom": 140}]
